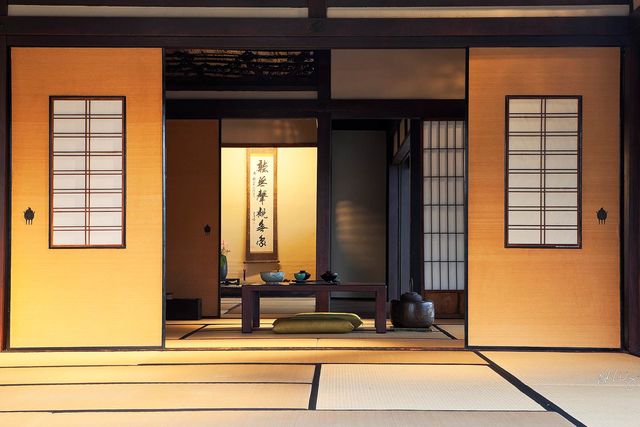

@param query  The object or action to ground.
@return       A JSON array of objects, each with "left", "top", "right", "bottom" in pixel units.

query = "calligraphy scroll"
[{"left": 246, "top": 148, "right": 278, "bottom": 261}]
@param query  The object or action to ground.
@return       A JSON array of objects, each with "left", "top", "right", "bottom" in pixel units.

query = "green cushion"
[
  {"left": 272, "top": 317, "right": 354, "bottom": 334},
  {"left": 293, "top": 312, "right": 363, "bottom": 329}
]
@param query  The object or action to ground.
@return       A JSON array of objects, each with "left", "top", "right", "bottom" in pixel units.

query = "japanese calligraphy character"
[
  {"left": 257, "top": 160, "right": 269, "bottom": 173},
  {"left": 257, "top": 189, "right": 267, "bottom": 204},
  {"left": 256, "top": 219, "right": 268, "bottom": 233}
]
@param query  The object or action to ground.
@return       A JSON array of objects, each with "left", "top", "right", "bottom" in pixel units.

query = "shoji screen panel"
[
  {"left": 423, "top": 121, "right": 465, "bottom": 291},
  {"left": 10, "top": 48, "right": 162, "bottom": 349},
  {"left": 506, "top": 96, "right": 581, "bottom": 248},
  {"left": 468, "top": 48, "right": 620, "bottom": 348},
  {"left": 51, "top": 97, "right": 125, "bottom": 247}
]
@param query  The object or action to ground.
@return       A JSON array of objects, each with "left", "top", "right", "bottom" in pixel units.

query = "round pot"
[{"left": 390, "top": 299, "right": 435, "bottom": 329}]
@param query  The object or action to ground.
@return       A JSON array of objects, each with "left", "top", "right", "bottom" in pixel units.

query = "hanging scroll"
[{"left": 246, "top": 148, "right": 278, "bottom": 261}]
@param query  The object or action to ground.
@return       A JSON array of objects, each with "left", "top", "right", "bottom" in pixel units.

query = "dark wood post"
[
  {"left": 0, "top": 0, "right": 9, "bottom": 350},
  {"left": 410, "top": 120, "right": 424, "bottom": 293},
  {"left": 623, "top": 34, "right": 640, "bottom": 355},
  {"left": 316, "top": 114, "right": 331, "bottom": 276},
  {"left": 315, "top": 50, "right": 331, "bottom": 277},
  {"left": 308, "top": 0, "right": 327, "bottom": 19}
]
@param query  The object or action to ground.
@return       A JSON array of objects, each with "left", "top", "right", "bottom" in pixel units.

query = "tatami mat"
[
  {"left": 0, "top": 364, "right": 314, "bottom": 385},
  {"left": 482, "top": 351, "right": 640, "bottom": 427},
  {"left": 533, "top": 385, "right": 640, "bottom": 427},
  {"left": 0, "top": 410, "right": 573, "bottom": 427},
  {"left": 190, "top": 328, "right": 450, "bottom": 340},
  {"left": 166, "top": 338, "right": 462, "bottom": 350},
  {"left": 0, "top": 349, "right": 485, "bottom": 367},
  {"left": 315, "top": 338, "right": 464, "bottom": 349},
  {"left": 316, "top": 364, "right": 543, "bottom": 411},
  {"left": 0, "top": 383, "right": 311, "bottom": 411},
  {"left": 165, "top": 338, "right": 320, "bottom": 349},
  {"left": 482, "top": 352, "right": 640, "bottom": 386},
  {"left": 142, "top": 350, "right": 485, "bottom": 365},
  {"left": 436, "top": 324, "right": 465, "bottom": 340},
  {"left": 165, "top": 324, "right": 204, "bottom": 340}
]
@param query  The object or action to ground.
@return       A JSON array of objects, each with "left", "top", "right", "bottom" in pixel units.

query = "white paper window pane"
[
  {"left": 90, "top": 175, "right": 123, "bottom": 190},
  {"left": 439, "top": 207, "right": 448, "bottom": 233},
  {"left": 53, "top": 193, "right": 86, "bottom": 209},
  {"left": 431, "top": 207, "right": 440, "bottom": 233},
  {"left": 90, "top": 138, "right": 122, "bottom": 152},
  {"left": 546, "top": 136, "right": 578, "bottom": 151},
  {"left": 52, "top": 212, "right": 85, "bottom": 227},
  {"left": 546, "top": 173, "right": 577, "bottom": 189},
  {"left": 509, "top": 154, "right": 541, "bottom": 170},
  {"left": 457, "top": 263, "right": 465, "bottom": 288},
  {"left": 546, "top": 192, "right": 577, "bottom": 207},
  {"left": 89, "top": 231, "right": 123, "bottom": 246},
  {"left": 509, "top": 98, "right": 542, "bottom": 114},
  {"left": 456, "top": 179, "right": 464, "bottom": 201},
  {"left": 431, "top": 234, "right": 440, "bottom": 261},
  {"left": 424, "top": 263, "right": 437, "bottom": 290},
  {"left": 53, "top": 137, "right": 86, "bottom": 152},
  {"left": 509, "top": 229, "right": 541, "bottom": 245},
  {"left": 53, "top": 100, "right": 86, "bottom": 115},
  {"left": 546, "top": 155, "right": 577, "bottom": 170},
  {"left": 90, "top": 155, "right": 122, "bottom": 171},
  {"left": 509, "top": 117, "right": 542, "bottom": 133},
  {"left": 53, "top": 175, "right": 85, "bottom": 190},
  {"left": 52, "top": 231, "right": 85, "bottom": 246},
  {"left": 509, "top": 173, "right": 541, "bottom": 189},
  {"left": 54, "top": 118, "right": 86, "bottom": 133},
  {"left": 545, "top": 230, "right": 578, "bottom": 245},
  {"left": 423, "top": 151, "right": 431, "bottom": 172},
  {"left": 423, "top": 207, "right": 432, "bottom": 233},
  {"left": 509, "top": 192, "right": 541, "bottom": 207},
  {"left": 90, "top": 118, "right": 123, "bottom": 134},
  {"left": 448, "top": 235, "right": 457, "bottom": 260},
  {"left": 545, "top": 211, "right": 578, "bottom": 226},
  {"left": 51, "top": 97, "right": 124, "bottom": 247},
  {"left": 509, "top": 210, "right": 540, "bottom": 226},
  {"left": 90, "top": 212, "right": 122, "bottom": 227},
  {"left": 509, "top": 136, "right": 541, "bottom": 151},
  {"left": 424, "top": 235, "right": 431, "bottom": 259},
  {"left": 90, "top": 193, "right": 122, "bottom": 208},
  {"left": 546, "top": 117, "right": 578, "bottom": 133},
  {"left": 456, "top": 206, "right": 464, "bottom": 231},
  {"left": 90, "top": 100, "right": 123, "bottom": 115},
  {"left": 431, "top": 180, "right": 439, "bottom": 204},
  {"left": 545, "top": 98, "right": 578, "bottom": 114},
  {"left": 53, "top": 156, "right": 85, "bottom": 171}
]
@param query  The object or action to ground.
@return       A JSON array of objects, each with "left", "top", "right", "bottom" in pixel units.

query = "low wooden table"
[{"left": 241, "top": 282, "right": 387, "bottom": 334}]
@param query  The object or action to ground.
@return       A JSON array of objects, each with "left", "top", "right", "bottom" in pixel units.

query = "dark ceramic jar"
[{"left": 390, "top": 293, "right": 435, "bottom": 328}]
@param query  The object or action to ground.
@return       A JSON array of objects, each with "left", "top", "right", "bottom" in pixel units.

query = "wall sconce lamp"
[
  {"left": 24, "top": 207, "right": 35, "bottom": 225},
  {"left": 597, "top": 208, "right": 607, "bottom": 224}
]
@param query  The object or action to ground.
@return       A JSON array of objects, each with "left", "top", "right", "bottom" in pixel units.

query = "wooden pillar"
[
  {"left": 308, "top": 0, "right": 327, "bottom": 19},
  {"left": 623, "top": 40, "right": 640, "bottom": 355},
  {"left": 315, "top": 50, "right": 331, "bottom": 276},
  {"left": 316, "top": 114, "right": 331, "bottom": 276},
  {"left": 409, "top": 120, "right": 424, "bottom": 293},
  {"left": 0, "top": 34, "right": 8, "bottom": 350}
]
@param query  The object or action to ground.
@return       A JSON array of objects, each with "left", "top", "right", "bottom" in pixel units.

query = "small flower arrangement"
[{"left": 220, "top": 241, "right": 231, "bottom": 256}]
